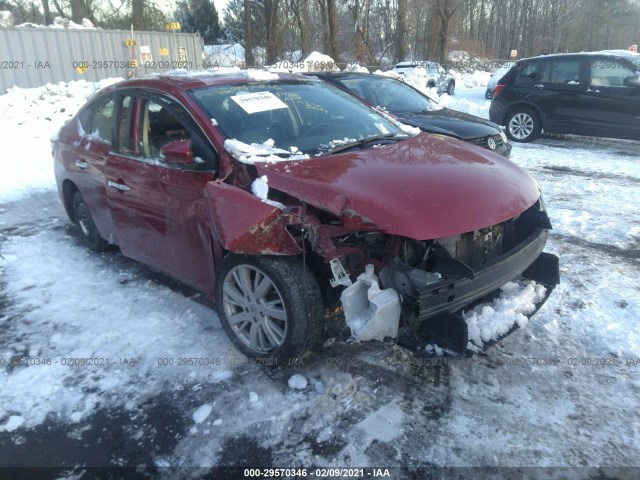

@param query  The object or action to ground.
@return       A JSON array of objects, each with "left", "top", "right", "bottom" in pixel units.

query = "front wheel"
[
  {"left": 505, "top": 108, "right": 541, "bottom": 142},
  {"left": 215, "top": 255, "right": 323, "bottom": 361}
]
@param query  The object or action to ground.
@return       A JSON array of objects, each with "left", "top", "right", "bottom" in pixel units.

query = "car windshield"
[
  {"left": 189, "top": 80, "right": 405, "bottom": 157},
  {"left": 340, "top": 76, "right": 439, "bottom": 114}
]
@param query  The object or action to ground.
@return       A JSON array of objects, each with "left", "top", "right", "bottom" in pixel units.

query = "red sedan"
[{"left": 53, "top": 71, "right": 559, "bottom": 360}]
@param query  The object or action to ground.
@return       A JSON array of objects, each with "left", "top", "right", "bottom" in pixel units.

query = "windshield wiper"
[{"left": 326, "top": 133, "right": 406, "bottom": 155}]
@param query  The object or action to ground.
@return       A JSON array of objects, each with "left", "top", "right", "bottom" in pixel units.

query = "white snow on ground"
[
  {"left": 1, "top": 67, "right": 640, "bottom": 469},
  {"left": 288, "top": 374, "right": 308, "bottom": 390},
  {"left": 0, "top": 230, "right": 236, "bottom": 428},
  {"left": 192, "top": 404, "right": 213, "bottom": 424}
]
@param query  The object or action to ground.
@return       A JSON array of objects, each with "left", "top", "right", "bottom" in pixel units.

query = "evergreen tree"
[{"left": 175, "top": 0, "right": 221, "bottom": 44}]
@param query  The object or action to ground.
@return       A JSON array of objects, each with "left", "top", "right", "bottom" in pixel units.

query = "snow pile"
[
  {"left": 16, "top": 16, "right": 96, "bottom": 29},
  {"left": 1, "top": 10, "right": 13, "bottom": 27},
  {"left": 451, "top": 69, "right": 493, "bottom": 88},
  {"left": 224, "top": 138, "right": 308, "bottom": 164},
  {"left": 0, "top": 77, "right": 122, "bottom": 202},
  {"left": 439, "top": 92, "right": 490, "bottom": 119},
  {"left": 465, "top": 280, "right": 547, "bottom": 351},
  {"left": 0, "top": 415, "right": 24, "bottom": 432},
  {"left": 246, "top": 69, "right": 280, "bottom": 81},
  {"left": 447, "top": 50, "right": 498, "bottom": 74},
  {"left": 304, "top": 51, "right": 336, "bottom": 72}
]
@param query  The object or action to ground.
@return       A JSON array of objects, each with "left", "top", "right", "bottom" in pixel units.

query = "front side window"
[
  {"left": 114, "top": 95, "right": 192, "bottom": 161},
  {"left": 189, "top": 81, "right": 405, "bottom": 156},
  {"left": 143, "top": 100, "right": 190, "bottom": 159},
  {"left": 548, "top": 59, "right": 582, "bottom": 84}
]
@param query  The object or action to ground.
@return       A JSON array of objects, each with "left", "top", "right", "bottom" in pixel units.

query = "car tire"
[
  {"left": 72, "top": 191, "right": 108, "bottom": 251},
  {"left": 216, "top": 254, "right": 323, "bottom": 361},
  {"left": 505, "top": 107, "right": 541, "bottom": 142},
  {"left": 447, "top": 81, "right": 455, "bottom": 96}
]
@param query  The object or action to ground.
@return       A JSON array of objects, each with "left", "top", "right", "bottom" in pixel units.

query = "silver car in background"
[{"left": 392, "top": 60, "right": 456, "bottom": 95}]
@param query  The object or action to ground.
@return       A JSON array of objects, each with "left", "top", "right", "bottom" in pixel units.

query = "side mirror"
[
  {"left": 160, "top": 139, "right": 193, "bottom": 165},
  {"left": 624, "top": 75, "right": 640, "bottom": 87}
]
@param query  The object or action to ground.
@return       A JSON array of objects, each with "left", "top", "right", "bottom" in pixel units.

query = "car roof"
[
  {"left": 96, "top": 70, "right": 319, "bottom": 95},
  {"left": 517, "top": 50, "right": 640, "bottom": 63},
  {"left": 310, "top": 72, "right": 390, "bottom": 80}
]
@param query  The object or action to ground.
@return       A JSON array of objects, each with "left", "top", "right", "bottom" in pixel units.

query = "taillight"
[{"left": 493, "top": 84, "right": 506, "bottom": 98}]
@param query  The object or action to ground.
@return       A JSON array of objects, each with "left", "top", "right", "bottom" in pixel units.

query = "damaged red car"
[{"left": 53, "top": 71, "right": 559, "bottom": 360}]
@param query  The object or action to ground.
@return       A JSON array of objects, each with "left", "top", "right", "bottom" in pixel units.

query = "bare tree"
[
  {"left": 326, "top": 0, "right": 340, "bottom": 61},
  {"left": 395, "top": 0, "right": 407, "bottom": 61},
  {"left": 264, "top": 0, "right": 280, "bottom": 63},
  {"left": 244, "top": 0, "right": 255, "bottom": 66},
  {"left": 290, "top": 0, "right": 311, "bottom": 57},
  {"left": 434, "top": 0, "right": 468, "bottom": 62}
]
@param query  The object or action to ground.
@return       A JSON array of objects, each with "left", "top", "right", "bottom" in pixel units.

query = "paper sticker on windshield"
[{"left": 231, "top": 91, "right": 288, "bottom": 114}]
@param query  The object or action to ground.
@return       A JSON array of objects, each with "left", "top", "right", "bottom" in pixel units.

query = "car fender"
[{"left": 204, "top": 181, "right": 301, "bottom": 255}]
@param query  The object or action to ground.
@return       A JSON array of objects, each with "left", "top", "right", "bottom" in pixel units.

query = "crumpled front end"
[{"left": 207, "top": 167, "right": 559, "bottom": 353}]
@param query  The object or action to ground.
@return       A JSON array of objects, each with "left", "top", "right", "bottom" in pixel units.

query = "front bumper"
[
  {"left": 396, "top": 226, "right": 559, "bottom": 354},
  {"left": 417, "top": 228, "right": 558, "bottom": 320}
]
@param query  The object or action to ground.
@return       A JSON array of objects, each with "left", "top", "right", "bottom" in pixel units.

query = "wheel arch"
[{"left": 62, "top": 180, "right": 79, "bottom": 222}]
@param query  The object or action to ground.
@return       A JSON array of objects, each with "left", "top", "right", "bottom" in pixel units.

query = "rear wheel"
[
  {"left": 505, "top": 107, "right": 541, "bottom": 142},
  {"left": 216, "top": 255, "right": 323, "bottom": 361},
  {"left": 72, "top": 191, "right": 108, "bottom": 252},
  {"left": 446, "top": 81, "right": 455, "bottom": 96}
]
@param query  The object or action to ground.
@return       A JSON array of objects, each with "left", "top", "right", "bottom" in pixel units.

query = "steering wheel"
[{"left": 302, "top": 122, "right": 331, "bottom": 136}]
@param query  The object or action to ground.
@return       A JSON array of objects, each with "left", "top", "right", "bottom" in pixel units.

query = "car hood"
[
  {"left": 397, "top": 108, "right": 501, "bottom": 140},
  {"left": 255, "top": 133, "right": 539, "bottom": 239}
]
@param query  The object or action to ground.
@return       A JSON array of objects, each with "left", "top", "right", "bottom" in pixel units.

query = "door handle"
[
  {"left": 108, "top": 180, "right": 131, "bottom": 192},
  {"left": 75, "top": 159, "right": 89, "bottom": 169}
]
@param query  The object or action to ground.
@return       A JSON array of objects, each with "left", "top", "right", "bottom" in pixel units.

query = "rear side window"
[
  {"left": 547, "top": 59, "right": 582, "bottom": 84},
  {"left": 77, "top": 94, "right": 115, "bottom": 144},
  {"left": 590, "top": 58, "right": 637, "bottom": 86}
]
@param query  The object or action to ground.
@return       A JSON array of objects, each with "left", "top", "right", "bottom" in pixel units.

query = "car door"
[
  {"left": 580, "top": 56, "right": 640, "bottom": 139},
  {"left": 105, "top": 91, "right": 219, "bottom": 292},
  {"left": 65, "top": 94, "right": 117, "bottom": 240},
  {"left": 536, "top": 56, "right": 590, "bottom": 134}
]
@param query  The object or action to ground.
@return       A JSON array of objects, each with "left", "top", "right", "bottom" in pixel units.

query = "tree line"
[{"left": 3, "top": 0, "right": 640, "bottom": 66}]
